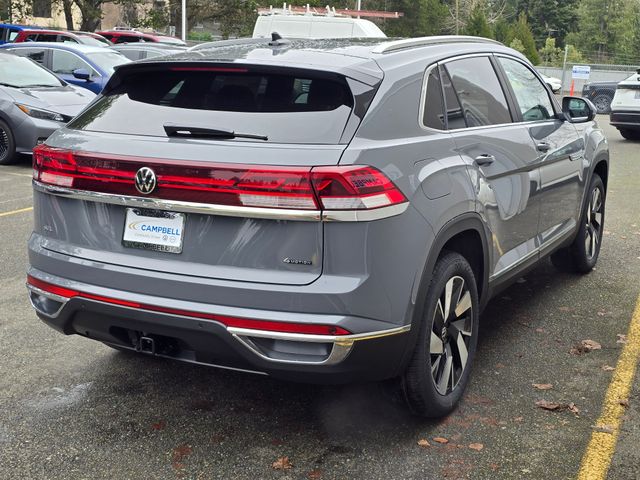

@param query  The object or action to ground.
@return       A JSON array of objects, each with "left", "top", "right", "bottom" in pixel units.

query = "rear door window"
[
  {"left": 9, "top": 47, "right": 46, "bottom": 65},
  {"left": 443, "top": 56, "right": 512, "bottom": 127},
  {"left": 422, "top": 66, "right": 445, "bottom": 130},
  {"left": 70, "top": 67, "right": 357, "bottom": 144}
]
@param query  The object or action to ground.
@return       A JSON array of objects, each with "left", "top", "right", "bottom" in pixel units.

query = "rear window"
[{"left": 69, "top": 67, "right": 356, "bottom": 144}]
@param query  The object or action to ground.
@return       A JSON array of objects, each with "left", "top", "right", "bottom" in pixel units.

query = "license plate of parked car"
[{"left": 122, "top": 208, "right": 185, "bottom": 254}]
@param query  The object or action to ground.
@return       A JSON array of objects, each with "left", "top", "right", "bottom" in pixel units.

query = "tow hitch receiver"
[{"left": 138, "top": 336, "right": 156, "bottom": 354}]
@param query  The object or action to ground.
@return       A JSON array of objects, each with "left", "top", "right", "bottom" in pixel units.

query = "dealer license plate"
[{"left": 122, "top": 208, "right": 185, "bottom": 254}]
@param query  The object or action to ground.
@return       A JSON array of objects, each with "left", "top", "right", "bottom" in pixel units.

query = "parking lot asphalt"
[{"left": 1, "top": 118, "right": 639, "bottom": 480}]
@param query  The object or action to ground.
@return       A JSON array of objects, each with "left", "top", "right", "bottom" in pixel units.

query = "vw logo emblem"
[{"left": 134, "top": 167, "right": 157, "bottom": 195}]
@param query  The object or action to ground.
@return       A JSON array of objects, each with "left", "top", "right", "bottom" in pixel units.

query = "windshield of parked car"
[
  {"left": 0, "top": 53, "right": 63, "bottom": 87},
  {"left": 85, "top": 51, "right": 130, "bottom": 74},
  {"left": 77, "top": 36, "right": 109, "bottom": 47}
]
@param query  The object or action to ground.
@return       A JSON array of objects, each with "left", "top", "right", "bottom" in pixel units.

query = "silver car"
[
  {"left": 27, "top": 36, "right": 609, "bottom": 416},
  {"left": 0, "top": 52, "right": 95, "bottom": 164}
]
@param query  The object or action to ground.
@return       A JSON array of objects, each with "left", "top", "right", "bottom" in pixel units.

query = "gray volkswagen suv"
[{"left": 27, "top": 36, "right": 609, "bottom": 417}]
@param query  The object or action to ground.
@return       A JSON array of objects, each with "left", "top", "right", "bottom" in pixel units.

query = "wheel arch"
[{"left": 399, "top": 213, "right": 491, "bottom": 370}]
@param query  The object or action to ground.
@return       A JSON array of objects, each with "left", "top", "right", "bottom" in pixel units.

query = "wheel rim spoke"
[
  {"left": 437, "top": 353, "right": 453, "bottom": 394},
  {"left": 443, "top": 277, "right": 455, "bottom": 321},
  {"left": 450, "top": 318, "right": 472, "bottom": 336},
  {"left": 455, "top": 331, "right": 469, "bottom": 370},
  {"left": 430, "top": 331, "right": 444, "bottom": 355},
  {"left": 455, "top": 290, "right": 472, "bottom": 317}
]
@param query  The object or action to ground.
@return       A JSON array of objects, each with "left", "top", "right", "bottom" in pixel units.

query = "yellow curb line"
[
  {"left": 0, "top": 206, "right": 33, "bottom": 218},
  {"left": 577, "top": 295, "right": 640, "bottom": 480}
]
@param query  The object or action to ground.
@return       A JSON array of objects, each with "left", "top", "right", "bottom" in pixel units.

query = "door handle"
[
  {"left": 536, "top": 142, "right": 551, "bottom": 152},
  {"left": 474, "top": 154, "right": 495, "bottom": 166}
]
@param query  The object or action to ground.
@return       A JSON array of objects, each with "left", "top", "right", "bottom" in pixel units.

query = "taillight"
[
  {"left": 27, "top": 275, "right": 351, "bottom": 336},
  {"left": 33, "top": 145, "right": 407, "bottom": 211}
]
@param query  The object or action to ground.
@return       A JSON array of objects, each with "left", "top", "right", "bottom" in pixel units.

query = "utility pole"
[
  {"left": 357, "top": 0, "right": 361, "bottom": 19},
  {"left": 560, "top": 44, "right": 569, "bottom": 95},
  {"left": 181, "top": 0, "right": 186, "bottom": 42}
]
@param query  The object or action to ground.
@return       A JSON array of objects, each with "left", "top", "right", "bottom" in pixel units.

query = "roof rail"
[{"left": 371, "top": 35, "right": 503, "bottom": 54}]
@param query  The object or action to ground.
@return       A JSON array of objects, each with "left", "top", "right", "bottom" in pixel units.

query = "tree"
[
  {"left": 465, "top": 3, "right": 493, "bottom": 38},
  {"left": 508, "top": 12, "right": 540, "bottom": 64},
  {"left": 376, "top": 0, "right": 448, "bottom": 37}
]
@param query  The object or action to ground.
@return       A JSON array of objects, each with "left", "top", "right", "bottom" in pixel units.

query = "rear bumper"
[
  {"left": 610, "top": 111, "right": 640, "bottom": 129},
  {"left": 27, "top": 269, "right": 412, "bottom": 383}
]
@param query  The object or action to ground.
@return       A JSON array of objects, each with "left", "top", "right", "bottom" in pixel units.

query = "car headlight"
[{"left": 15, "top": 104, "right": 69, "bottom": 122}]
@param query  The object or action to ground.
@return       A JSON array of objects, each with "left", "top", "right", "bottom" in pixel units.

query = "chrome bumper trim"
[
  {"left": 228, "top": 325, "right": 411, "bottom": 366},
  {"left": 26, "top": 284, "right": 69, "bottom": 318},
  {"left": 33, "top": 181, "right": 409, "bottom": 222}
]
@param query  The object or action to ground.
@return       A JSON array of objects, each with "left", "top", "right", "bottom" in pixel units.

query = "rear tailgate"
[{"left": 34, "top": 61, "right": 380, "bottom": 286}]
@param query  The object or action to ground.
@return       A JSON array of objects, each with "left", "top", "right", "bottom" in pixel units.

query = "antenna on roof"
[{"left": 268, "top": 32, "right": 290, "bottom": 47}]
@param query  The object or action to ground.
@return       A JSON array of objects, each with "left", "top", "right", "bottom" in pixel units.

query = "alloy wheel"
[
  {"left": 430, "top": 275, "right": 473, "bottom": 395},
  {"left": 585, "top": 186, "right": 603, "bottom": 260},
  {"left": 0, "top": 127, "right": 8, "bottom": 160}
]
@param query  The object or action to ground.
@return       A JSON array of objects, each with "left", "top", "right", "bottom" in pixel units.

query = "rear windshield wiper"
[{"left": 163, "top": 124, "right": 268, "bottom": 141}]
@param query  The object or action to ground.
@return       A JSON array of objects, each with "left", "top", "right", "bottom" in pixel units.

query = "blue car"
[
  {"left": 0, "top": 42, "right": 130, "bottom": 93},
  {"left": 0, "top": 23, "right": 43, "bottom": 44}
]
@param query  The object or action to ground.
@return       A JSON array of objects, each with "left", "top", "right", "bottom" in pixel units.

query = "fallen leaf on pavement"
[
  {"left": 417, "top": 439, "right": 431, "bottom": 448},
  {"left": 617, "top": 334, "right": 628, "bottom": 344},
  {"left": 619, "top": 399, "right": 630, "bottom": 407},
  {"left": 272, "top": 457, "right": 293, "bottom": 470},
  {"left": 593, "top": 424, "right": 615, "bottom": 434},
  {"left": 469, "top": 443, "right": 484, "bottom": 451},
  {"left": 433, "top": 437, "right": 449, "bottom": 444},
  {"left": 602, "top": 365, "right": 615, "bottom": 371},
  {"left": 535, "top": 400, "right": 563, "bottom": 411},
  {"left": 536, "top": 400, "right": 580, "bottom": 416},
  {"left": 151, "top": 420, "right": 166, "bottom": 431},
  {"left": 568, "top": 403, "right": 580, "bottom": 415},
  {"left": 308, "top": 469, "right": 322, "bottom": 479},
  {"left": 559, "top": 306, "right": 572, "bottom": 312},
  {"left": 571, "top": 339, "right": 602, "bottom": 355},
  {"left": 535, "top": 328, "right": 546, "bottom": 334},
  {"left": 514, "top": 416, "right": 524, "bottom": 422},
  {"left": 532, "top": 383, "right": 553, "bottom": 390}
]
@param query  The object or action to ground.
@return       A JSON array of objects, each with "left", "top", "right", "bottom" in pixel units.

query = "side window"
[
  {"left": 35, "top": 34, "right": 59, "bottom": 42},
  {"left": 8, "top": 29, "right": 19, "bottom": 42},
  {"left": 10, "top": 48, "right": 46, "bottom": 65},
  {"left": 51, "top": 50, "right": 91, "bottom": 74},
  {"left": 443, "top": 56, "right": 512, "bottom": 127},
  {"left": 498, "top": 57, "right": 555, "bottom": 122},
  {"left": 422, "top": 66, "right": 445, "bottom": 130}
]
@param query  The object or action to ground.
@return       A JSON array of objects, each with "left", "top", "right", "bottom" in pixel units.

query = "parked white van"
[{"left": 253, "top": 7, "right": 386, "bottom": 39}]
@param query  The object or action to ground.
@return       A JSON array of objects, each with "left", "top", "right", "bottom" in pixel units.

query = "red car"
[
  {"left": 14, "top": 29, "right": 110, "bottom": 47},
  {"left": 96, "top": 30, "right": 185, "bottom": 46}
]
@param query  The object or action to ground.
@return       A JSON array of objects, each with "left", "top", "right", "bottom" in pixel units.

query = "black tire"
[
  {"left": 551, "top": 174, "right": 605, "bottom": 274},
  {"left": 619, "top": 129, "right": 640, "bottom": 141},
  {"left": 592, "top": 94, "right": 612, "bottom": 114},
  {"left": 0, "top": 119, "right": 18, "bottom": 165},
  {"left": 401, "top": 252, "right": 479, "bottom": 417}
]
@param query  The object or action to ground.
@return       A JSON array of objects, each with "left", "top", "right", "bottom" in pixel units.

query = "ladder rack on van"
[{"left": 258, "top": 3, "right": 403, "bottom": 19}]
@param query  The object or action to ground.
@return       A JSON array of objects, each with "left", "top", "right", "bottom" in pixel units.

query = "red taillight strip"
[
  {"left": 32, "top": 145, "right": 408, "bottom": 215},
  {"left": 26, "top": 275, "right": 351, "bottom": 336}
]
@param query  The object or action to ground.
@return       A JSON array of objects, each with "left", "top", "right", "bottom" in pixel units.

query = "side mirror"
[
  {"left": 72, "top": 68, "right": 91, "bottom": 81},
  {"left": 562, "top": 96, "right": 596, "bottom": 123}
]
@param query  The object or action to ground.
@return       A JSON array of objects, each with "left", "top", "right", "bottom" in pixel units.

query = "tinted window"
[
  {"left": 51, "top": 50, "right": 92, "bottom": 74},
  {"left": 444, "top": 57, "right": 511, "bottom": 127},
  {"left": 498, "top": 57, "right": 555, "bottom": 122},
  {"left": 9, "top": 48, "right": 46, "bottom": 65},
  {"left": 36, "top": 34, "right": 61, "bottom": 42},
  {"left": 422, "top": 66, "right": 445, "bottom": 130},
  {"left": 69, "top": 69, "right": 356, "bottom": 144},
  {"left": 117, "top": 36, "right": 142, "bottom": 43}
]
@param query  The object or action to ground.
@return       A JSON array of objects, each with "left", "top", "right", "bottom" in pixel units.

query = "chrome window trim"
[
  {"left": 419, "top": 52, "right": 562, "bottom": 134},
  {"left": 33, "top": 180, "right": 409, "bottom": 223}
]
